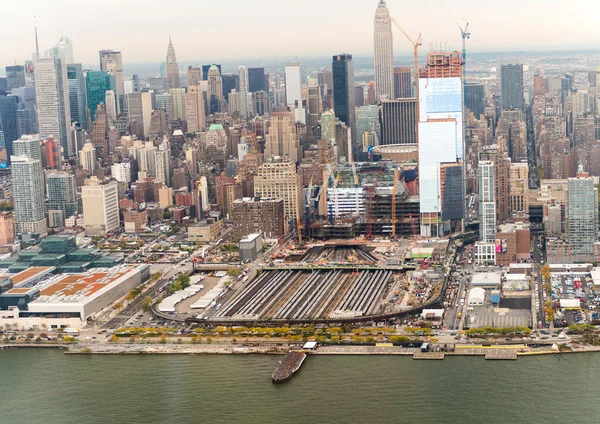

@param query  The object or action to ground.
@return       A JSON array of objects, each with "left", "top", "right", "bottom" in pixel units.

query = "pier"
[{"left": 271, "top": 351, "right": 307, "bottom": 383}]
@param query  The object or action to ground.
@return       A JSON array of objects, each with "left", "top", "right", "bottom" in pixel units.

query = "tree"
[
  {"left": 141, "top": 296, "right": 153, "bottom": 311},
  {"left": 540, "top": 265, "right": 551, "bottom": 282},
  {"left": 227, "top": 268, "right": 242, "bottom": 278},
  {"left": 163, "top": 209, "right": 171, "bottom": 220}
]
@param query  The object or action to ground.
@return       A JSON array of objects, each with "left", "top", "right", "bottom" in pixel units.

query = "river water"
[{"left": 0, "top": 349, "right": 598, "bottom": 423}]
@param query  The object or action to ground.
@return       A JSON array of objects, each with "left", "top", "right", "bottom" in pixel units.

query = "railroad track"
[{"left": 101, "top": 278, "right": 167, "bottom": 329}]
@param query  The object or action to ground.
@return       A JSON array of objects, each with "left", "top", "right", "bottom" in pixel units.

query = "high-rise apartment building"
[
  {"left": 373, "top": 0, "right": 394, "bottom": 100},
  {"left": 99, "top": 50, "right": 123, "bottom": 113},
  {"left": 307, "top": 78, "right": 322, "bottom": 127},
  {"left": 394, "top": 67, "right": 411, "bottom": 99},
  {"left": 166, "top": 36, "right": 180, "bottom": 89},
  {"left": 510, "top": 162, "right": 529, "bottom": 213},
  {"left": 169, "top": 88, "right": 187, "bottom": 121},
  {"left": 81, "top": 177, "right": 119, "bottom": 236},
  {"left": 380, "top": 99, "right": 417, "bottom": 145},
  {"left": 34, "top": 57, "right": 73, "bottom": 158},
  {"left": 154, "top": 142, "right": 172, "bottom": 186},
  {"left": 567, "top": 175, "right": 598, "bottom": 256},
  {"left": 500, "top": 64, "right": 524, "bottom": 111},
  {"left": 186, "top": 86, "right": 206, "bottom": 133},
  {"left": 13, "top": 134, "right": 42, "bottom": 162},
  {"left": 478, "top": 161, "right": 496, "bottom": 243},
  {"left": 254, "top": 160, "right": 304, "bottom": 233},
  {"left": 11, "top": 155, "right": 46, "bottom": 236},
  {"left": 332, "top": 54, "right": 357, "bottom": 161}
]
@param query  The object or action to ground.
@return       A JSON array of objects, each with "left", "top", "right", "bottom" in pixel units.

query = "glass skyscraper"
[
  {"left": 567, "top": 176, "right": 598, "bottom": 256},
  {"left": 332, "top": 54, "right": 357, "bottom": 161},
  {"left": 85, "top": 71, "right": 115, "bottom": 122},
  {"left": 68, "top": 64, "right": 88, "bottom": 129}
]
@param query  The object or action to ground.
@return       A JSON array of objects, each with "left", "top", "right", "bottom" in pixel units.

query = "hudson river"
[{"left": 1, "top": 349, "right": 599, "bottom": 423}]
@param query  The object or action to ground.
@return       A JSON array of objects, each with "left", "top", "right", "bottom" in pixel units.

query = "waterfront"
[{"left": 2, "top": 349, "right": 600, "bottom": 423}]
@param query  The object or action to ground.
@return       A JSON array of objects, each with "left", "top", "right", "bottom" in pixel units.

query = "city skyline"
[{"left": 1, "top": 0, "right": 600, "bottom": 70}]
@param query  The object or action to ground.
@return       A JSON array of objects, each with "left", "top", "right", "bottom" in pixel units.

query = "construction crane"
[
  {"left": 391, "top": 168, "right": 399, "bottom": 238},
  {"left": 390, "top": 19, "right": 422, "bottom": 127}
]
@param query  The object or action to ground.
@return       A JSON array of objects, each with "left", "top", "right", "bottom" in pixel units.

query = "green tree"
[
  {"left": 141, "top": 296, "right": 153, "bottom": 311},
  {"left": 227, "top": 268, "right": 242, "bottom": 278}
]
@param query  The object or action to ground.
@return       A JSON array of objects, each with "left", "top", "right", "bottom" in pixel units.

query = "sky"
[{"left": 1, "top": 0, "right": 599, "bottom": 69}]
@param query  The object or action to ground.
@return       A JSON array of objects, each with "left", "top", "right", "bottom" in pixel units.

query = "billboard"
[{"left": 495, "top": 239, "right": 507, "bottom": 254}]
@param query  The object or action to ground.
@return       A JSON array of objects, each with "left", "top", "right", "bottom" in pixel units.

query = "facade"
[
  {"left": 248, "top": 68, "right": 267, "bottom": 93},
  {"left": 380, "top": 99, "right": 417, "bottom": 145},
  {"left": 11, "top": 155, "right": 46, "bottom": 236},
  {"left": 207, "top": 65, "right": 223, "bottom": 113},
  {"left": 394, "top": 67, "right": 412, "bottom": 99},
  {"left": 0, "top": 213, "right": 14, "bottom": 249},
  {"left": 81, "top": 178, "right": 119, "bottom": 236},
  {"left": 264, "top": 111, "right": 299, "bottom": 163},
  {"left": 332, "top": 54, "right": 357, "bottom": 161},
  {"left": 373, "top": 0, "right": 394, "bottom": 100},
  {"left": 500, "top": 64, "right": 524, "bottom": 111},
  {"left": 34, "top": 57, "right": 73, "bottom": 158},
  {"left": 231, "top": 198, "right": 285, "bottom": 240},
  {"left": 111, "top": 162, "right": 131, "bottom": 183},
  {"left": 13, "top": 134, "right": 42, "bottom": 162},
  {"left": 285, "top": 62, "right": 301, "bottom": 107}
]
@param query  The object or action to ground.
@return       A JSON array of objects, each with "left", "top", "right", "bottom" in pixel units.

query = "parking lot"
[
  {"left": 550, "top": 273, "right": 600, "bottom": 325},
  {"left": 465, "top": 289, "right": 532, "bottom": 329}
]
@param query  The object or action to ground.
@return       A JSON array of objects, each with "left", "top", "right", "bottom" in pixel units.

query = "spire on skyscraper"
[{"left": 167, "top": 35, "right": 176, "bottom": 64}]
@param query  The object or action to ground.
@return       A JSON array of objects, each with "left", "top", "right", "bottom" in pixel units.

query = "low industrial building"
[
  {"left": 468, "top": 288, "right": 485, "bottom": 306},
  {"left": 188, "top": 217, "right": 223, "bottom": 243},
  {"left": 239, "top": 233, "right": 263, "bottom": 262},
  {"left": 471, "top": 272, "right": 502, "bottom": 288}
]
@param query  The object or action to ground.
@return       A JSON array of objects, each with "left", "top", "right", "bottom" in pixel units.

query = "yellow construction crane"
[{"left": 390, "top": 18, "right": 422, "bottom": 139}]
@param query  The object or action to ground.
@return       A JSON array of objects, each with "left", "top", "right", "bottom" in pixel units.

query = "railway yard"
[{"left": 213, "top": 268, "right": 406, "bottom": 322}]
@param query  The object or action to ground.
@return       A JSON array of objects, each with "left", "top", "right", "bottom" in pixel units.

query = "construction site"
[{"left": 306, "top": 161, "right": 420, "bottom": 240}]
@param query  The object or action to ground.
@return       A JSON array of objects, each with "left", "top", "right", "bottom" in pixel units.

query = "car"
[{"left": 505, "top": 338, "right": 511, "bottom": 341}]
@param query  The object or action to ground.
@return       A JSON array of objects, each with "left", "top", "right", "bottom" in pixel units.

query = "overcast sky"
[{"left": 1, "top": 0, "right": 599, "bottom": 69}]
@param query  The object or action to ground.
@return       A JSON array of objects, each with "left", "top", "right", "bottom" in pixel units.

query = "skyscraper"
[
  {"left": 79, "top": 142, "right": 97, "bottom": 174},
  {"left": 67, "top": 64, "right": 88, "bottom": 129},
  {"left": 186, "top": 86, "right": 206, "bottom": 133},
  {"left": 567, "top": 174, "right": 598, "bottom": 256},
  {"left": 418, "top": 51, "right": 464, "bottom": 236},
  {"left": 394, "top": 67, "right": 411, "bottom": 99},
  {"left": 11, "top": 155, "right": 46, "bottom": 236},
  {"left": 248, "top": 68, "right": 267, "bottom": 93},
  {"left": 464, "top": 83, "right": 485, "bottom": 118},
  {"left": 187, "top": 66, "right": 203, "bottom": 86},
  {"left": 0, "top": 90, "right": 18, "bottom": 158},
  {"left": 285, "top": 62, "right": 301, "bottom": 108},
  {"left": 34, "top": 57, "right": 73, "bottom": 158},
  {"left": 11, "top": 87, "right": 37, "bottom": 137},
  {"left": 85, "top": 71, "right": 115, "bottom": 122},
  {"left": 166, "top": 36, "right": 180, "bottom": 89},
  {"left": 478, "top": 161, "right": 496, "bottom": 243},
  {"left": 373, "top": 0, "right": 394, "bottom": 100},
  {"left": 500, "top": 64, "right": 524, "bottom": 111},
  {"left": 47, "top": 35, "right": 74, "bottom": 65},
  {"left": 332, "top": 54, "right": 357, "bottom": 161},
  {"left": 307, "top": 78, "right": 322, "bottom": 127},
  {"left": 202, "top": 64, "right": 221, "bottom": 81},
  {"left": 81, "top": 177, "right": 119, "bottom": 236},
  {"left": 207, "top": 65, "right": 223, "bottom": 113},
  {"left": 221, "top": 74, "right": 239, "bottom": 102},
  {"left": 380, "top": 99, "right": 417, "bottom": 145},
  {"left": 13, "top": 134, "right": 42, "bottom": 162},
  {"left": 238, "top": 66, "right": 251, "bottom": 119},
  {"left": 5, "top": 65, "right": 25, "bottom": 91},
  {"left": 99, "top": 50, "right": 124, "bottom": 113},
  {"left": 47, "top": 172, "right": 78, "bottom": 225}
]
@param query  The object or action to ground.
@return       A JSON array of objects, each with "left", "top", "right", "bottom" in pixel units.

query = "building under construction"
[{"left": 310, "top": 161, "right": 420, "bottom": 239}]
